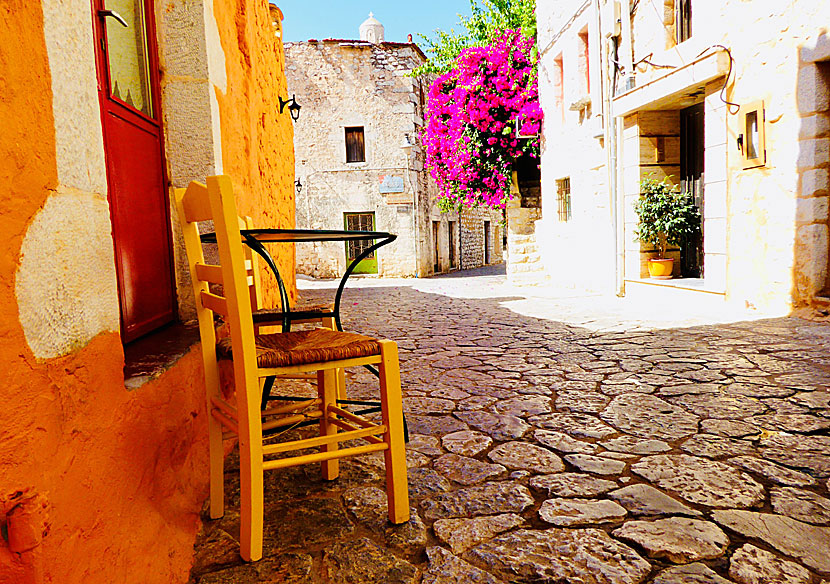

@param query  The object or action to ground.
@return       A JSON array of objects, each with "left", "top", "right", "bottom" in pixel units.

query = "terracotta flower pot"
[{"left": 648, "top": 258, "right": 674, "bottom": 279}]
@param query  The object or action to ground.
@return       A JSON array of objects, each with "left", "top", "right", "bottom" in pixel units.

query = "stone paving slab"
[{"left": 188, "top": 272, "right": 830, "bottom": 583}]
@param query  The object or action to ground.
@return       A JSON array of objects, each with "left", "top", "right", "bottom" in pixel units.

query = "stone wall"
[
  {"left": 287, "top": 38, "right": 503, "bottom": 278},
  {"left": 459, "top": 206, "right": 505, "bottom": 269},
  {"left": 213, "top": 3, "right": 296, "bottom": 308},
  {"left": 795, "top": 53, "right": 830, "bottom": 302},
  {"left": 286, "top": 40, "right": 436, "bottom": 278},
  {"left": 620, "top": 0, "right": 830, "bottom": 311}
]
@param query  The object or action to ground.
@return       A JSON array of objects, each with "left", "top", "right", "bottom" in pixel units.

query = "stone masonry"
[{"left": 286, "top": 16, "right": 502, "bottom": 279}]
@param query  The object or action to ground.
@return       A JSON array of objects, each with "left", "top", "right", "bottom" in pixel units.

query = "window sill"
[{"left": 123, "top": 322, "right": 200, "bottom": 390}]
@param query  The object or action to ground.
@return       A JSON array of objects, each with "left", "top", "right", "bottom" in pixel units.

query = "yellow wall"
[
  {"left": 214, "top": 2, "right": 296, "bottom": 308},
  {"left": 0, "top": 1, "right": 296, "bottom": 582},
  {"left": 0, "top": 5, "right": 208, "bottom": 582}
]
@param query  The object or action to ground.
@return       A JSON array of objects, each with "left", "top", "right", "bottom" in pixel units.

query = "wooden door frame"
[{"left": 91, "top": 0, "right": 177, "bottom": 341}]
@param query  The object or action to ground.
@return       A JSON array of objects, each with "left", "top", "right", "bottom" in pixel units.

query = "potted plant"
[{"left": 634, "top": 176, "right": 701, "bottom": 279}]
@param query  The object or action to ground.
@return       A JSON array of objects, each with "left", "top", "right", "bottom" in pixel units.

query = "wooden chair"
[{"left": 175, "top": 175, "right": 409, "bottom": 562}]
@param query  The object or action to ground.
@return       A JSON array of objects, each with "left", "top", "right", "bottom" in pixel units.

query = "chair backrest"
[
  {"left": 174, "top": 176, "right": 263, "bottom": 447},
  {"left": 240, "top": 215, "right": 265, "bottom": 313}
]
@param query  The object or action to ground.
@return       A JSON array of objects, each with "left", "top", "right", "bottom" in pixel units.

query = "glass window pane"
[
  {"left": 746, "top": 111, "right": 758, "bottom": 160},
  {"left": 105, "top": 0, "right": 153, "bottom": 117}
]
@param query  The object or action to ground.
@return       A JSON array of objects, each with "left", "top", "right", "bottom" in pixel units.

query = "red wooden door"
[{"left": 93, "top": 0, "right": 175, "bottom": 341}]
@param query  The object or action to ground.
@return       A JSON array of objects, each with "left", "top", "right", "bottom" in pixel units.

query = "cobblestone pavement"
[{"left": 190, "top": 269, "right": 830, "bottom": 583}]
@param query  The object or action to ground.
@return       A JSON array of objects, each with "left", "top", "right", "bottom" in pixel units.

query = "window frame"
[
  {"left": 739, "top": 100, "right": 766, "bottom": 170},
  {"left": 676, "top": 0, "right": 692, "bottom": 44},
  {"left": 344, "top": 212, "right": 376, "bottom": 261},
  {"left": 556, "top": 177, "right": 572, "bottom": 222}
]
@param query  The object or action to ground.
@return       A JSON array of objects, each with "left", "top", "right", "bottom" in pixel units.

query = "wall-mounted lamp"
[
  {"left": 399, "top": 134, "right": 413, "bottom": 157},
  {"left": 279, "top": 94, "right": 301, "bottom": 121},
  {"left": 294, "top": 178, "right": 302, "bottom": 194}
]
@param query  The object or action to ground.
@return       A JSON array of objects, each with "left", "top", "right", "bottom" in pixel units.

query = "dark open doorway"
[{"left": 680, "top": 102, "right": 704, "bottom": 278}]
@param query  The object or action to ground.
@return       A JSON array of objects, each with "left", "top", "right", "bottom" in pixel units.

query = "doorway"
[
  {"left": 448, "top": 220, "right": 457, "bottom": 269},
  {"left": 344, "top": 212, "right": 378, "bottom": 274},
  {"left": 484, "top": 221, "right": 491, "bottom": 264},
  {"left": 680, "top": 102, "right": 704, "bottom": 278},
  {"left": 432, "top": 221, "right": 440, "bottom": 273},
  {"left": 93, "top": 0, "right": 175, "bottom": 342}
]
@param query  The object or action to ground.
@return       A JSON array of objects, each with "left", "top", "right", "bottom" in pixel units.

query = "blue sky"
[{"left": 278, "top": 1, "right": 473, "bottom": 44}]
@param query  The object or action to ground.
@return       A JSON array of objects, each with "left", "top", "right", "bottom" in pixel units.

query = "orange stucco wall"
[
  {"left": 1, "top": 2, "right": 58, "bottom": 580},
  {"left": 0, "top": 3, "right": 208, "bottom": 583},
  {"left": 214, "top": 1, "right": 297, "bottom": 308}
]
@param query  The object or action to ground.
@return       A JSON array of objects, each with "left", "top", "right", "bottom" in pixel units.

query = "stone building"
[
  {"left": 530, "top": 0, "right": 612, "bottom": 293},
  {"left": 0, "top": 2, "right": 296, "bottom": 581},
  {"left": 286, "top": 15, "right": 503, "bottom": 279},
  {"left": 534, "top": 0, "right": 830, "bottom": 314}
]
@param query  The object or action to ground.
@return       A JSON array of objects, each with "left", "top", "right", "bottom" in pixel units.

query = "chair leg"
[
  {"left": 320, "top": 317, "right": 348, "bottom": 402},
  {"left": 336, "top": 367, "right": 347, "bottom": 402},
  {"left": 378, "top": 340, "right": 410, "bottom": 524},
  {"left": 207, "top": 405, "right": 225, "bottom": 520},
  {"left": 238, "top": 440, "right": 264, "bottom": 562},
  {"left": 319, "top": 369, "right": 340, "bottom": 481}
]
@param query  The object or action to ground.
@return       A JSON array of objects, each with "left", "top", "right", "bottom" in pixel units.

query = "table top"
[{"left": 201, "top": 228, "right": 397, "bottom": 244}]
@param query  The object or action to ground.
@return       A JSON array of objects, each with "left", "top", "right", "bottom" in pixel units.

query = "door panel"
[
  {"left": 94, "top": 0, "right": 175, "bottom": 341},
  {"left": 104, "top": 110, "right": 173, "bottom": 336}
]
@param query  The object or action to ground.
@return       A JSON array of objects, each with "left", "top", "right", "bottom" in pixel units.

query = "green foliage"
[
  {"left": 436, "top": 195, "right": 464, "bottom": 214},
  {"left": 412, "top": 0, "right": 536, "bottom": 77},
  {"left": 634, "top": 176, "right": 701, "bottom": 258}
]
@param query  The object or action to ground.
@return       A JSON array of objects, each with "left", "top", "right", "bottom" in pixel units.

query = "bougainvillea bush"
[{"left": 423, "top": 28, "right": 542, "bottom": 209}]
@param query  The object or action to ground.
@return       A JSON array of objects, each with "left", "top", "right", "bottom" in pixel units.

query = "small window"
[
  {"left": 345, "top": 127, "right": 365, "bottom": 163},
  {"left": 676, "top": 0, "right": 692, "bottom": 43},
  {"left": 578, "top": 29, "right": 590, "bottom": 94},
  {"left": 554, "top": 53, "right": 564, "bottom": 121},
  {"left": 739, "top": 101, "right": 766, "bottom": 169},
  {"left": 556, "top": 177, "right": 572, "bottom": 222}
]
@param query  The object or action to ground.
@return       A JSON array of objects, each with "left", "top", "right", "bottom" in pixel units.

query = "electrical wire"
[
  {"left": 696, "top": 44, "right": 741, "bottom": 114},
  {"left": 633, "top": 52, "right": 676, "bottom": 70}
]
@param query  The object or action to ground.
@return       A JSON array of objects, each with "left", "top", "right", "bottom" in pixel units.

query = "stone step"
[
  {"left": 507, "top": 260, "right": 547, "bottom": 274},
  {"left": 509, "top": 271, "right": 552, "bottom": 286},
  {"left": 623, "top": 279, "right": 728, "bottom": 310}
]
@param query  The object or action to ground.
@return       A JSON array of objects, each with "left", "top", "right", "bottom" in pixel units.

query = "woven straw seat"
[{"left": 217, "top": 328, "right": 380, "bottom": 368}]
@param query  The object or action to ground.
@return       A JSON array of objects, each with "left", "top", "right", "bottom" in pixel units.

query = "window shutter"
[{"left": 345, "top": 127, "right": 365, "bottom": 163}]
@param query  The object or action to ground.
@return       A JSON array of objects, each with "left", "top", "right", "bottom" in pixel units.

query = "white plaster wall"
[
  {"left": 537, "top": 0, "right": 614, "bottom": 293},
  {"left": 17, "top": 191, "right": 121, "bottom": 359},
  {"left": 41, "top": 0, "right": 108, "bottom": 195},
  {"left": 16, "top": 0, "right": 121, "bottom": 359}
]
